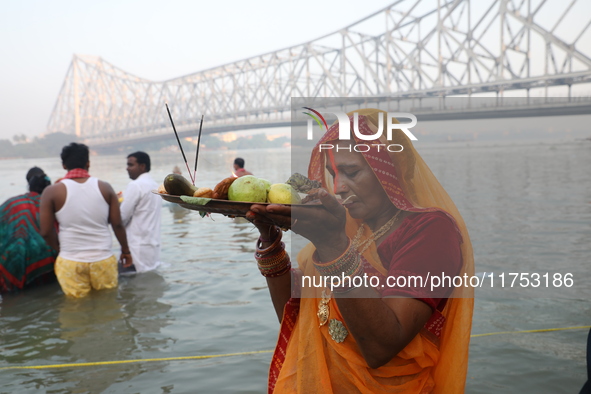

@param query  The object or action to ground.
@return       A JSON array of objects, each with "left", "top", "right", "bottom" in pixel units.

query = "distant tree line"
[
  {"left": 220, "top": 134, "right": 289, "bottom": 150},
  {"left": 0, "top": 132, "right": 290, "bottom": 159},
  {"left": 101, "top": 133, "right": 290, "bottom": 154},
  {"left": 0, "top": 132, "right": 78, "bottom": 159}
]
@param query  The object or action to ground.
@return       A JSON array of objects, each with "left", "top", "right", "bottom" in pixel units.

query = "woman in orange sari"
[{"left": 247, "top": 109, "right": 474, "bottom": 393}]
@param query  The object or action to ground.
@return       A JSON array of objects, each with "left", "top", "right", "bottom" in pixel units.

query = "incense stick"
[
  {"left": 193, "top": 115, "right": 204, "bottom": 185},
  {"left": 165, "top": 103, "right": 194, "bottom": 184}
]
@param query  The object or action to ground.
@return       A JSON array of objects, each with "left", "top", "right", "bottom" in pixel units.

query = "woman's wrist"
[
  {"left": 313, "top": 238, "right": 361, "bottom": 276},
  {"left": 259, "top": 225, "right": 280, "bottom": 242},
  {"left": 312, "top": 236, "right": 365, "bottom": 293},
  {"left": 255, "top": 238, "right": 291, "bottom": 278},
  {"left": 257, "top": 226, "right": 282, "bottom": 252},
  {"left": 314, "top": 233, "right": 350, "bottom": 262}
]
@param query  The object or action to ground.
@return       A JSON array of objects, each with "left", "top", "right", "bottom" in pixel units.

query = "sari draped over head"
[
  {"left": 0, "top": 192, "right": 57, "bottom": 292},
  {"left": 269, "top": 109, "right": 474, "bottom": 393}
]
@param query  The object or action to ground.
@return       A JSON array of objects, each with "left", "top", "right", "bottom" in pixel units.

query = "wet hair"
[
  {"left": 234, "top": 158, "right": 245, "bottom": 168},
  {"left": 29, "top": 175, "right": 51, "bottom": 194},
  {"left": 26, "top": 167, "right": 51, "bottom": 194},
  {"left": 128, "top": 151, "right": 151, "bottom": 172},
  {"left": 61, "top": 143, "right": 89, "bottom": 170},
  {"left": 26, "top": 166, "right": 44, "bottom": 182}
]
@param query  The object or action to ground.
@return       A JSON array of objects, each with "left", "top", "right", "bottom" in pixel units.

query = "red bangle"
[{"left": 256, "top": 230, "right": 283, "bottom": 255}]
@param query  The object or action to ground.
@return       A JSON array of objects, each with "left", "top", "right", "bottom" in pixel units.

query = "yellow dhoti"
[{"left": 55, "top": 255, "right": 118, "bottom": 297}]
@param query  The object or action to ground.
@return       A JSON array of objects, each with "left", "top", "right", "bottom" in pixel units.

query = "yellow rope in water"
[
  {"left": 1, "top": 325, "right": 589, "bottom": 371},
  {"left": 470, "top": 325, "right": 591, "bottom": 338},
  {"left": 0, "top": 350, "right": 273, "bottom": 370}
]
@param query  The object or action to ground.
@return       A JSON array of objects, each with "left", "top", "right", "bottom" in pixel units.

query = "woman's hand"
[{"left": 247, "top": 189, "right": 349, "bottom": 258}]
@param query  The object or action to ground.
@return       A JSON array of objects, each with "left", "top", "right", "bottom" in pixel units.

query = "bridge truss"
[{"left": 47, "top": 0, "right": 591, "bottom": 145}]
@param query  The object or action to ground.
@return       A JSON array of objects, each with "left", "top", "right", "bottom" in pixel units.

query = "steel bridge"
[{"left": 46, "top": 0, "right": 591, "bottom": 148}]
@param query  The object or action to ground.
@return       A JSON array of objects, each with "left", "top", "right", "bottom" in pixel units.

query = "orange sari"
[{"left": 269, "top": 109, "right": 474, "bottom": 393}]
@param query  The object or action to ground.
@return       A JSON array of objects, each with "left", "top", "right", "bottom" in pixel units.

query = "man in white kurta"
[{"left": 120, "top": 152, "right": 162, "bottom": 273}]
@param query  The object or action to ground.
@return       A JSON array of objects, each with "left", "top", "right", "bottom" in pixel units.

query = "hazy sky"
[
  {"left": 0, "top": 0, "right": 391, "bottom": 140},
  {"left": 1, "top": 0, "right": 589, "bottom": 141}
]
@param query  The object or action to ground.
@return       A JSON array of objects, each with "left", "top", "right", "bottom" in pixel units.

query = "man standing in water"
[
  {"left": 119, "top": 151, "right": 162, "bottom": 273},
  {"left": 233, "top": 157, "right": 253, "bottom": 177},
  {"left": 40, "top": 143, "right": 132, "bottom": 297}
]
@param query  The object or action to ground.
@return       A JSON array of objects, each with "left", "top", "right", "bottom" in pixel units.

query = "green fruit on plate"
[
  {"left": 267, "top": 183, "right": 301, "bottom": 204},
  {"left": 228, "top": 175, "right": 268, "bottom": 203},
  {"left": 259, "top": 178, "right": 272, "bottom": 193},
  {"left": 163, "top": 173, "right": 197, "bottom": 196}
]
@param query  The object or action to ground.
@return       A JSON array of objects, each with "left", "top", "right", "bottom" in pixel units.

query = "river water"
[{"left": 0, "top": 142, "right": 589, "bottom": 393}]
